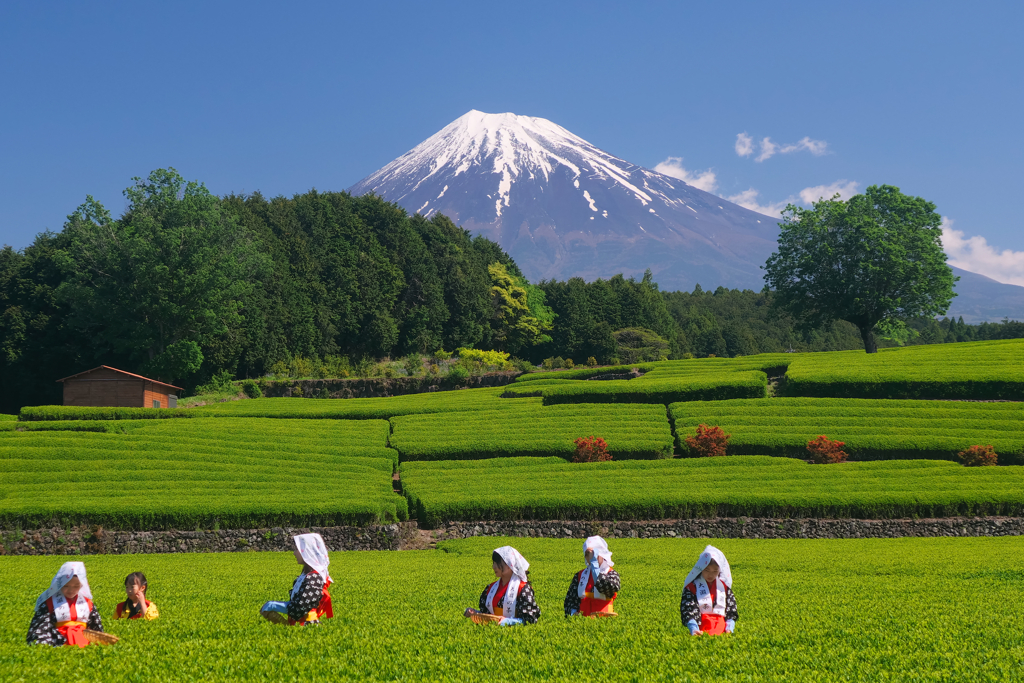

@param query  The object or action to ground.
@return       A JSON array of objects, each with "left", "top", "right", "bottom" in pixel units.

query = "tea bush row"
[
  {"left": 390, "top": 404, "right": 674, "bottom": 461},
  {"left": 784, "top": 338, "right": 1024, "bottom": 400},
  {"left": 0, "top": 419, "right": 406, "bottom": 529},
  {"left": 400, "top": 456, "right": 1024, "bottom": 527},
  {"left": 21, "top": 388, "right": 531, "bottom": 421},
  {"left": 670, "top": 398, "right": 1024, "bottom": 464}
]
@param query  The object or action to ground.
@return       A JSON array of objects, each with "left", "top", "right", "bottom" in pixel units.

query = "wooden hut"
[{"left": 58, "top": 366, "right": 183, "bottom": 408}]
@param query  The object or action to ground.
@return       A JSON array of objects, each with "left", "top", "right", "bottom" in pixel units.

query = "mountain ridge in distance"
[{"left": 350, "top": 110, "right": 1024, "bottom": 323}]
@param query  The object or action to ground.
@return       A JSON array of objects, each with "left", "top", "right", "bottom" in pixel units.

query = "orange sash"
[{"left": 56, "top": 620, "right": 89, "bottom": 648}]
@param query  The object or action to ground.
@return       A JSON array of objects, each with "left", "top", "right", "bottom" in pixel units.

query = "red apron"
[{"left": 578, "top": 571, "right": 617, "bottom": 616}]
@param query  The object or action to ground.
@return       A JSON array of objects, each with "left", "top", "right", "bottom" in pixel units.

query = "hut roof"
[{"left": 56, "top": 366, "right": 183, "bottom": 392}]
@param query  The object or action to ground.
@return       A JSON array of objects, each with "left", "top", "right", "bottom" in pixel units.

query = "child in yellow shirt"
[{"left": 113, "top": 572, "right": 159, "bottom": 620}]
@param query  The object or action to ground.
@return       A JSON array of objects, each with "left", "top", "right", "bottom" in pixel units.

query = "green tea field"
[
  {"left": 1, "top": 537, "right": 1022, "bottom": 681},
  {"left": 4, "top": 340, "right": 1024, "bottom": 530}
]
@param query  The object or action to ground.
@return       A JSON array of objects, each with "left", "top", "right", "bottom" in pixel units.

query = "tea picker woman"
[
  {"left": 564, "top": 536, "right": 621, "bottom": 617},
  {"left": 27, "top": 562, "right": 105, "bottom": 647},
  {"left": 260, "top": 533, "right": 334, "bottom": 626},
  {"left": 680, "top": 545, "right": 738, "bottom": 635},
  {"left": 463, "top": 546, "right": 540, "bottom": 625}
]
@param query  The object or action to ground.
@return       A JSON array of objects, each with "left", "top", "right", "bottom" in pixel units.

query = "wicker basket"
[
  {"left": 470, "top": 613, "right": 502, "bottom": 625},
  {"left": 84, "top": 629, "right": 119, "bottom": 645}
]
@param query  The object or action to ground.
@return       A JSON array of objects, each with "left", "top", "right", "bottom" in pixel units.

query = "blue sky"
[{"left": 2, "top": 0, "right": 1022, "bottom": 284}]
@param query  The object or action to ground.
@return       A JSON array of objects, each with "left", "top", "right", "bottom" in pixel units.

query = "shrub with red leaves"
[
  {"left": 684, "top": 424, "right": 730, "bottom": 458},
  {"left": 806, "top": 435, "right": 848, "bottom": 464},
  {"left": 573, "top": 436, "right": 612, "bottom": 463},
  {"left": 958, "top": 444, "right": 998, "bottom": 467}
]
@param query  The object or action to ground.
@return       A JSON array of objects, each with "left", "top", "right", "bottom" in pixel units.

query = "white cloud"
[
  {"left": 798, "top": 180, "right": 860, "bottom": 204},
  {"left": 734, "top": 133, "right": 753, "bottom": 157},
  {"left": 725, "top": 188, "right": 791, "bottom": 218},
  {"left": 725, "top": 180, "right": 859, "bottom": 219},
  {"left": 653, "top": 157, "right": 718, "bottom": 193},
  {"left": 754, "top": 135, "right": 828, "bottom": 162},
  {"left": 755, "top": 137, "right": 778, "bottom": 162},
  {"left": 941, "top": 217, "right": 1024, "bottom": 287}
]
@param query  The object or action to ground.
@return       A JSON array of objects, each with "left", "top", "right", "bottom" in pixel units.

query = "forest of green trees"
[{"left": 2, "top": 169, "right": 1021, "bottom": 412}]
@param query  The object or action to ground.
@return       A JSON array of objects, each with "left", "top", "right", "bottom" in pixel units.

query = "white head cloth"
[
  {"left": 295, "top": 533, "right": 332, "bottom": 582},
  {"left": 583, "top": 536, "right": 614, "bottom": 568},
  {"left": 683, "top": 545, "right": 732, "bottom": 589},
  {"left": 35, "top": 562, "right": 93, "bottom": 611},
  {"left": 494, "top": 546, "right": 530, "bottom": 582}
]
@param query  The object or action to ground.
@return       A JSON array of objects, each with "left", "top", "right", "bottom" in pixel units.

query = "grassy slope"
[{"left": 0, "top": 537, "right": 1021, "bottom": 681}]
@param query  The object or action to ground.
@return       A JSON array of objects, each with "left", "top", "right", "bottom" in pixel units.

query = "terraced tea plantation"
[
  {"left": 2, "top": 537, "right": 1021, "bottom": 681},
  {"left": 0, "top": 419, "right": 406, "bottom": 529},
  {"left": 401, "top": 456, "right": 1024, "bottom": 527},
  {"left": 508, "top": 338, "right": 1024, "bottom": 402},
  {"left": 672, "top": 398, "right": 1024, "bottom": 463},
  {"left": 2, "top": 339, "right": 1024, "bottom": 531},
  {"left": 785, "top": 338, "right": 1024, "bottom": 399},
  {"left": 390, "top": 403, "right": 674, "bottom": 460}
]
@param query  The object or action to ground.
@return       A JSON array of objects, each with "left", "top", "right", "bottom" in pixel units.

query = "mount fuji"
[
  {"left": 350, "top": 110, "right": 1024, "bottom": 321},
  {"left": 349, "top": 110, "right": 778, "bottom": 291}
]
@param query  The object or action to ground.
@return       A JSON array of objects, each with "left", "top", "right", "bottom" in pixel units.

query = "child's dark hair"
[
  {"left": 124, "top": 572, "right": 148, "bottom": 617},
  {"left": 125, "top": 572, "right": 148, "bottom": 591}
]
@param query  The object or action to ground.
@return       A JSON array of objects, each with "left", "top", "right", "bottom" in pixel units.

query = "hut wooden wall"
[
  {"left": 143, "top": 383, "right": 171, "bottom": 409},
  {"left": 63, "top": 377, "right": 145, "bottom": 407}
]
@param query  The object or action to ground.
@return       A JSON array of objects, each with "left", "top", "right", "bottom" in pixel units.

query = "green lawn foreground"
[{"left": 0, "top": 537, "right": 1021, "bottom": 682}]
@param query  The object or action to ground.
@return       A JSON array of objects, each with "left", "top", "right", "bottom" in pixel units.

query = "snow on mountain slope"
[
  {"left": 349, "top": 110, "right": 780, "bottom": 291},
  {"left": 349, "top": 110, "right": 1024, "bottom": 321}
]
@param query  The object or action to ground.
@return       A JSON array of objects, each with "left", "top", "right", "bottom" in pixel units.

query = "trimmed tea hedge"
[
  {"left": 785, "top": 339, "right": 1024, "bottom": 400},
  {"left": 540, "top": 372, "right": 768, "bottom": 405},
  {"left": 505, "top": 355, "right": 793, "bottom": 404},
  {"left": 670, "top": 397, "right": 1024, "bottom": 464},
  {"left": 401, "top": 455, "right": 1024, "bottom": 527},
  {"left": 390, "top": 403, "right": 674, "bottom": 461},
  {"left": 0, "top": 418, "right": 406, "bottom": 529},
  {"left": 21, "top": 388, "right": 534, "bottom": 421},
  {"left": 18, "top": 405, "right": 200, "bottom": 421}
]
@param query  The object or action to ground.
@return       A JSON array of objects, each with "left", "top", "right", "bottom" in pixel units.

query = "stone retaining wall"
[
  {"left": 4, "top": 517, "right": 1020, "bottom": 555},
  {"left": 432, "top": 517, "right": 1024, "bottom": 541},
  {"left": 0, "top": 523, "right": 420, "bottom": 556}
]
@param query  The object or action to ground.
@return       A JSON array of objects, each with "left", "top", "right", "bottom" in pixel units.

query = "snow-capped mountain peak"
[
  {"left": 349, "top": 110, "right": 781, "bottom": 291},
  {"left": 355, "top": 110, "right": 661, "bottom": 219}
]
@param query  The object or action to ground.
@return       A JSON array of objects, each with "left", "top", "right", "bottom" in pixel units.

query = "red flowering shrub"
[
  {"left": 807, "top": 435, "right": 847, "bottom": 464},
  {"left": 573, "top": 436, "right": 612, "bottom": 463},
  {"left": 685, "top": 424, "right": 730, "bottom": 458},
  {"left": 958, "top": 444, "right": 998, "bottom": 467}
]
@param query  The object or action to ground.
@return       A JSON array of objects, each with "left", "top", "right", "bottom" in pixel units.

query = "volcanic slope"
[{"left": 349, "top": 110, "right": 780, "bottom": 291}]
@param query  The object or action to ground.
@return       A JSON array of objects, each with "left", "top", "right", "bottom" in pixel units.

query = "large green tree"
[
  {"left": 57, "top": 169, "right": 269, "bottom": 382},
  {"left": 763, "top": 185, "right": 957, "bottom": 353}
]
